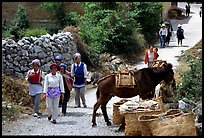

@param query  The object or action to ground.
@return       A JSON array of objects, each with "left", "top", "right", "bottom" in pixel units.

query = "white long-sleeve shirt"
[
  {"left": 159, "top": 28, "right": 168, "bottom": 36},
  {"left": 43, "top": 73, "right": 65, "bottom": 94},
  {"left": 70, "top": 62, "right": 88, "bottom": 78}
]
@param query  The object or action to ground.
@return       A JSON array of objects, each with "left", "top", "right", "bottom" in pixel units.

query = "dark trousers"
[
  {"left": 62, "top": 96, "right": 70, "bottom": 114},
  {"left": 178, "top": 38, "right": 183, "bottom": 46}
]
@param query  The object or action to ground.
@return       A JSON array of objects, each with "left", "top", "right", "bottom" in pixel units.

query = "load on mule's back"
[{"left": 92, "top": 62, "right": 175, "bottom": 127}]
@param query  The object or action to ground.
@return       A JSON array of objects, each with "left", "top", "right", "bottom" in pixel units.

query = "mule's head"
[{"left": 162, "top": 63, "right": 175, "bottom": 84}]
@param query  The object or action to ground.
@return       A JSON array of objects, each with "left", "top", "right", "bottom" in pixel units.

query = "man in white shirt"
[{"left": 159, "top": 24, "right": 168, "bottom": 48}]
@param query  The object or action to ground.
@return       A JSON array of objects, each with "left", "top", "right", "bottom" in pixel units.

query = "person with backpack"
[
  {"left": 71, "top": 53, "right": 87, "bottom": 108},
  {"left": 25, "top": 59, "right": 43, "bottom": 118},
  {"left": 176, "top": 24, "right": 185, "bottom": 46},
  {"left": 59, "top": 63, "right": 73, "bottom": 116}
]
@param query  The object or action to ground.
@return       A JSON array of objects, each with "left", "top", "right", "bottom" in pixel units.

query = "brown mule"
[{"left": 92, "top": 63, "right": 175, "bottom": 127}]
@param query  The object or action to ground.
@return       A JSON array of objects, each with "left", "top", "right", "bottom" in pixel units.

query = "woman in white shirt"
[{"left": 43, "top": 63, "right": 65, "bottom": 124}]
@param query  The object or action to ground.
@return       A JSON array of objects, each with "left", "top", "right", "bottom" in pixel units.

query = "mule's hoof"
[
  {"left": 106, "top": 121, "right": 112, "bottom": 126},
  {"left": 92, "top": 123, "right": 97, "bottom": 127}
]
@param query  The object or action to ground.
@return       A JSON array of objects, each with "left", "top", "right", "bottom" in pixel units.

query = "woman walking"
[
  {"left": 43, "top": 63, "right": 65, "bottom": 124},
  {"left": 176, "top": 24, "right": 184, "bottom": 46},
  {"left": 59, "top": 63, "right": 73, "bottom": 116},
  {"left": 25, "top": 59, "right": 43, "bottom": 118},
  {"left": 71, "top": 53, "right": 87, "bottom": 108}
]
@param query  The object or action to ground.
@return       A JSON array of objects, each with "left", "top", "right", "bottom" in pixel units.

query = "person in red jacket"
[{"left": 144, "top": 45, "right": 158, "bottom": 67}]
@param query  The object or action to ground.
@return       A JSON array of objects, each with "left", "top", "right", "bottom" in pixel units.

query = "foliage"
[
  {"left": 128, "top": 2, "right": 163, "bottom": 45},
  {"left": 18, "top": 28, "right": 49, "bottom": 38},
  {"left": 75, "top": 2, "right": 147, "bottom": 57},
  {"left": 2, "top": 4, "right": 29, "bottom": 39},
  {"left": 174, "top": 50, "right": 202, "bottom": 102},
  {"left": 39, "top": 2, "right": 77, "bottom": 28}
]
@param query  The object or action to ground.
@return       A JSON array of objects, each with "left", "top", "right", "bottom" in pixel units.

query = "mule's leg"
[
  {"left": 118, "top": 117, "right": 125, "bottom": 132},
  {"left": 100, "top": 96, "right": 112, "bottom": 126},
  {"left": 92, "top": 100, "right": 101, "bottom": 127}
]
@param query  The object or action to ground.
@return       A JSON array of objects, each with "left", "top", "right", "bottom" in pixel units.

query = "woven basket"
[
  {"left": 138, "top": 109, "right": 183, "bottom": 136},
  {"left": 147, "top": 112, "right": 197, "bottom": 136},
  {"left": 112, "top": 100, "right": 127, "bottom": 125},
  {"left": 123, "top": 97, "right": 165, "bottom": 136}
]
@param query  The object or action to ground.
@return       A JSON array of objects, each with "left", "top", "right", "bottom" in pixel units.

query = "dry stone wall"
[{"left": 2, "top": 32, "right": 78, "bottom": 77}]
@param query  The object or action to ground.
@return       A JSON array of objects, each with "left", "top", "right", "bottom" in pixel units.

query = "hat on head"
[
  {"left": 161, "top": 24, "right": 166, "bottom": 27},
  {"left": 50, "top": 63, "right": 58, "bottom": 70},
  {"left": 55, "top": 55, "right": 62, "bottom": 61},
  {"left": 74, "top": 53, "right": 81, "bottom": 59},
  {"left": 177, "top": 24, "right": 182, "bottom": 27},
  {"left": 59, "top": 63, "right": 66, "bottom": 70},
  {"left": 31, "top": 59, "right": 40, "bottom": 66}
]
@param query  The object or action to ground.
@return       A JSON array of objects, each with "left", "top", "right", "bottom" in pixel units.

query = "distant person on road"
[
  {"left": 71, "top": 53, "right": 87, "bottom": 108},
  {"left": 25, "top": 59, "right": 43, "bottom": 118},
  {"left": 144, "top": 45, "right": 158, "bottom": 67},
  {"left": 159, "top": 24, "right": 168, "bottom": 48},
  {"left": 43, "top": 63, "right": 65, "bottom": 124},
  {"left": 185, "top": 3, "right": 191, "bottom": 16},
  {"left": 199, "top": 6, "right": 202, "bottom": 17},
  {"left": 176, "top": 24, "right": 185, "bottom": 46},
  {"left": 59, "top": 63, "right": 73, "bottom": 116}
]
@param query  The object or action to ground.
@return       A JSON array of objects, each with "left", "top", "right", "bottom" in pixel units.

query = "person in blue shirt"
[{"left": 71, "top": 53, "right": 87, "bottom": 108}]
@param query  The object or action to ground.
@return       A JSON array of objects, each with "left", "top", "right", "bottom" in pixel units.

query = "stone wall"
[{"left": 2, "top": 32, "right": 78, "bottom": 77}]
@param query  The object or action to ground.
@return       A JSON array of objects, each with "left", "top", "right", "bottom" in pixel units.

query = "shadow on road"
[{"left": 56, "top": 120, "right": 78, "bottom": 125}]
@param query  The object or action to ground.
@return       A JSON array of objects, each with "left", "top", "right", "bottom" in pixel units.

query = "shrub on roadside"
[
  {"left": 18, "top": 28, "right": 49, "bottom": 38},
  {"left": 174, "top": 47, "right": 202, "bottom": 102}
]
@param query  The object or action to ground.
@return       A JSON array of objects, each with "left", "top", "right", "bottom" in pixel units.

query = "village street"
[{"left": 2, "top": 2, "right": 202, "bottom": 136}]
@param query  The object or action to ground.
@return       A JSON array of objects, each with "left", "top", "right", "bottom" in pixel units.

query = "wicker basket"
[
  {"left": 138, "top": 109, "right": 183, "bottom": 136},
  {"left": 139, "top": 111, "right": 197, "bottom": 136},
  {"left": 123, "top": 97, "right": 165, "bottom": 136},
  {"left": 112, "top": 100, "right": 127, "bottom": 125}
]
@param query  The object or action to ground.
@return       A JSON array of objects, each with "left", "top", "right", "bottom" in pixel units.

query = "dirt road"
[{"left": 2, "top": 2, "right": 202, "bottom": 136}]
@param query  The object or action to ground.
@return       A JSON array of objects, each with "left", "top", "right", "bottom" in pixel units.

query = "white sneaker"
[{"left": 33, "top": 113, "right": 38, "bottom": 117}]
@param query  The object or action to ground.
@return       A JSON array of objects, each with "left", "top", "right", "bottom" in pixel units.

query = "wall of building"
[{"left": 2, "top": 2, "right": 84, "bottom": 29}]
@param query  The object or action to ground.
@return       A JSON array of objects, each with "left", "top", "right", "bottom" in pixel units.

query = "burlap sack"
[
  {"left": 138, "top": 109, "right": 183, "bottom": 136},
  {"left": 112, "top": 100, "right": 127, "bottom": 125},
  {"left": 123, "top": 97, "right": 165, "bottom": 136},
  {"left": 149, "top": 112, "right": 197, "bottom": 136}
]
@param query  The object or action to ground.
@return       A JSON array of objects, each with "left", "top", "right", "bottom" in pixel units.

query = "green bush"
[
  {"left": 2, "top": 4, "right": 29, "bottom": 40},
  {"left": 76, "top": 2, "right": 147, "bottom": 57},
  {"left": 39, "top": 2, "right": 77, "bottom": 28},
  {"left": 18, "top": 28, "right": 49, "bottom": 38},
  {"left": 174, "top": 51, "right": 202, "bottom": 101}
]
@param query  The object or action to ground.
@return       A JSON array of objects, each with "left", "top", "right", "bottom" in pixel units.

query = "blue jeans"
[{"left": 160, "top": 35, "right": 166, "bottom": 48}]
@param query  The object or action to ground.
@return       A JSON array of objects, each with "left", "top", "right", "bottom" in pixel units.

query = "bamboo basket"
[
  {"left": 123, "top": 97, "right": 165, "bottom": 136},
  {"left": 138, "top": 109, "right": 183, "bottom": 136},
  {"left": 139, "top": 111, "right": 197, "bottom": 136},
  {"left": 112, "top": 100, "right": 128, "bottom": 125}
]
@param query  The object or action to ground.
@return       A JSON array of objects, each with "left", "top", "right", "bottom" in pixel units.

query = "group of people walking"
[
  {"left": 158, "top": 20, "right": 185, "bottom": 48},
  {"left": 26, "top": 53, "right": 87, "bottom": 124}
]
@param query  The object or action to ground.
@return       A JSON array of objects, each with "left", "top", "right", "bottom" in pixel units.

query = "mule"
[{"left": 92, "top": 63, "right": 175, "bottom": 127}]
